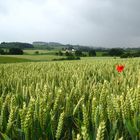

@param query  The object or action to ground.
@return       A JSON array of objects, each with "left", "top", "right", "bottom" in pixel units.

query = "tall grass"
[{"left": 0, "top": 58, "right": 140, "bottom": 140}]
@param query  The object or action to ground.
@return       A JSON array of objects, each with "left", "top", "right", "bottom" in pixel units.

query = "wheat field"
[{"left": 0, "top": 58, "right": 140, "bottom": 140}]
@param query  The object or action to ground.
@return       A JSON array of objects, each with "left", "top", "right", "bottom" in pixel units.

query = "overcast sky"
[{"left": 0, "top": 0, "right": 140, "bottom": 47}]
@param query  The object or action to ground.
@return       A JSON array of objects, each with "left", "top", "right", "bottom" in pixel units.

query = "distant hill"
[
  {"left": 0, "top": 42, "right": 34, "bottom": 49},
  {"left": 33, "top": 41, "right": 63, "bottom": 46},
  {"left": 33, "top": 41, "right": 65, "bottom": 50},
  {"left": 32, "top": 42, "right": 47, "bottom": 46},
  {"left": 32, "top": 41, "right": 99, "bottom": 51},
  {"left": 32, "top": 42, "right": 113, "bottom": 52}
]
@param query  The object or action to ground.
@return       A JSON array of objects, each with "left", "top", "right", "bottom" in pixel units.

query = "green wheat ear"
[
  {"left": 0, "top": 102, "right": 6, "bottom": 131},
  {"left": 6, "top": 107, "right": 15, "bottom": 133},
  {"left": 55, "top": 112, "right": 65, "bottom": 140},
  {"left": 118, "top": 137, "right": 123, "bottom": 140},
  {"left": 76, "top": 133, "right": 82, "bottom": 140},
  {"left": 96, "top": 121, "right": 106, "bottom": 140}
]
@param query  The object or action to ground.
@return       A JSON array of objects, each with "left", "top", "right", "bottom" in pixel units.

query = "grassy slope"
[
  {"left": 23, "top": 49, "right": 57, "bottom": 55},
  {"left": 0, "top": 55, "right": 66, "bottom": 63},
  {"left": 0, "top": 56, "right": 31, "bottom": 63}
]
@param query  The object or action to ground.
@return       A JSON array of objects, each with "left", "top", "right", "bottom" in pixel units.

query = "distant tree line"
[
  {"left": 0, "top": 42, "right": 33, "bottom": 49},
  {"left": 0, "top": 48, "right": 23, "bottom": 55},
  {"left": 52, "top": 57, "right": 80, "bottom": 61},
  {"left": 107, "top": 48, "right": 140, "bottom": 58},
  {"left": 56, "top": 49, "right": 96, "bottom": 57},
  {"left": 120, "top": 51, "right": 140, "bottom": 58},
  {"left": 0, "top": 41, "right": 139, "bottom": 58},
  {"left": 0, "top": 42, "right": 34, "bottom": 55},
  {"left": 57, "top": 47, "right": 140, "bottom": 58}
]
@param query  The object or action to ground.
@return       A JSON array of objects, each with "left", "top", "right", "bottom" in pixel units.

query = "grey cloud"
[
  {"left": 0, "top": 1, "right": 9, "bottom": 15},
  {"left": 0, "top": 0, "right": 140, "bottom": 47}
]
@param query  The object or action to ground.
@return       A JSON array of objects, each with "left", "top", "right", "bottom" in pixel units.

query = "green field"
[
  {"left": 23, "top": 49, "right": 57, "bottom": 55},
  {"left": 0, "top": 55, "right": 117, "bottom": 63},
  {"left": 0, "top": 56, "right": 31, "bottom": 63},
  {"left": 0, "top": 58, "right": 140, "bottom": 140},
  {"left": 23, "top": 49, "right": 106, "bottom": 56},
  {"left": 0, "top": 55, "right": 66, "bottom": 63},
  {"left": 0, "top": 49, "right": 131, "bottom": 64}
]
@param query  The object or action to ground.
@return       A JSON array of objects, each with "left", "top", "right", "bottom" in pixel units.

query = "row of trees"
[
  {"left": 0, "top": 48, "right": 23, "bottom": 55},
  {"left": 56, "top": 50, "right": 96, "bottom": 57},
  {"left": 120, "top": 51, "right": 140, "bottom": 58},
  {"left": 106, "top": 48, "right": 140, "bottom": 58},
  {"left": 57, "top": 48, "right": 140, "bottom": 58},
  {"left": 0, "top": 42, "right": 33, "bottom": 49}
]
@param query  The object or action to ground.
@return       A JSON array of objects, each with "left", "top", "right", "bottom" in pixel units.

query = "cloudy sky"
[{"left": 0, "top": 0, "right": 140, "bottom": 47}]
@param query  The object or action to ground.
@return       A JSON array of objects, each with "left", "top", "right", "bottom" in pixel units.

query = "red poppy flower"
[{"left": 116, "top": 65, "right": 125, "bottom": 73}]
